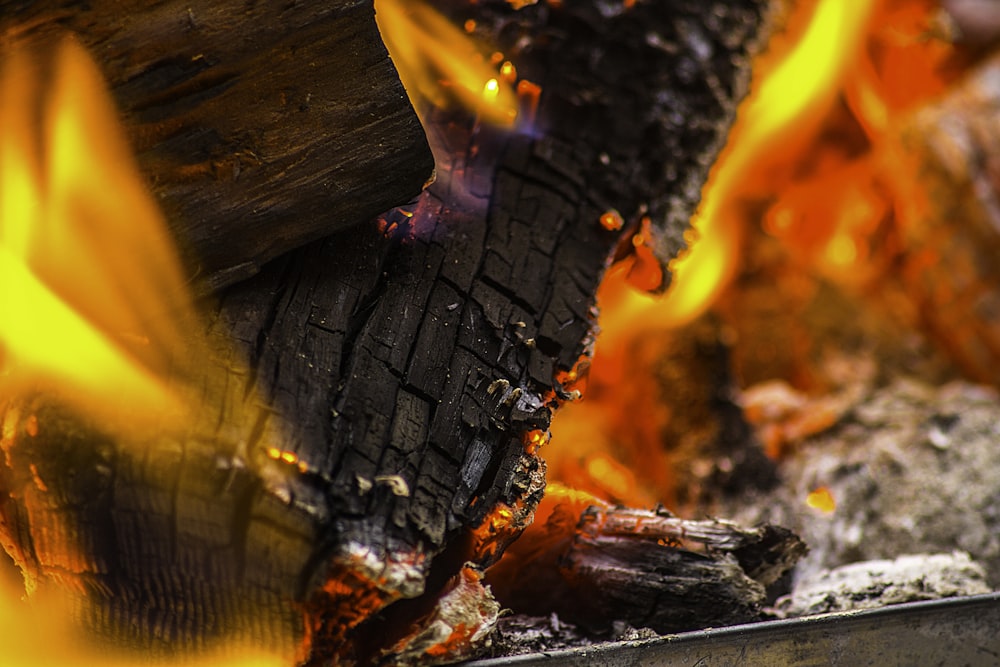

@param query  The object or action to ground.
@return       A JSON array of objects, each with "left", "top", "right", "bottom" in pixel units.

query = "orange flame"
[
  {"left": 606, "top": 0, "right": 878, "bottom": 334},
  {"left": 673, "top": 0, "right": 876, "bottom": 307},
  {"left": 547, "top": 0, "right": 957, "bottom": 509}
]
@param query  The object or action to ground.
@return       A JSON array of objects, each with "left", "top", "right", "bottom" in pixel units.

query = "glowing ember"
[
  {"left": 522, "top": 428, "right": 549, "bottom": 455},
  {"left": 599, "top": 209, "right": 625, "bottom": 232},
  {"left": 806, "top": 486, "right": 836, "bottom": 514},
  {"left": 266, "top": 446, "right": 310, "bottom": 473}
]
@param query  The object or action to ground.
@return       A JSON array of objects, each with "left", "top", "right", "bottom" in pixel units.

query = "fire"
[
  {"left": 375, "top": 0, "right": 519, "bottom": 126},
  {"left": 0, "top": 574, "right": 286, "bottom": 666},
  {"left": 603, "top": 0, "right": 879, "bottom": 334},
  {"left": 0, "top": 36, "right": 201, "bottom": 434},
  {"left": 546, "top": 0, "right": 962, "bottom": 508},
  {"left": 0, "top": 35, "right": 295, "bottom": 666}
]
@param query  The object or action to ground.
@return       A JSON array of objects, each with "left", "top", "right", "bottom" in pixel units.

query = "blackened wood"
[
  {"left": 1, "top": 0, "right": 433, "bottom": 290},
  {"left": 487, "top": 501, "right": 805, "bottom": 634},
  {"left": 220, "top": 2, "right": 772, "bottom": 660},
  {"left": 0, "top": 0, "right": 771, "bottom": 663}
]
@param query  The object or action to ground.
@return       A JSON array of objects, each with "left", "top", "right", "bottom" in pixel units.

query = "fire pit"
[{"left": 1, "top": 0, "right": 999, "bottom": 665}]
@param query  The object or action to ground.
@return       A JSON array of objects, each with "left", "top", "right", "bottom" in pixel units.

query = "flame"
[
  {"left": 0, "top": 35, "right": 296, "bottom": 666},
  {"left": 572, "top": 0, "right": 881, "bottom": 429},
  {"left": 375, "top": 0, "right": 519, "bottom": 126},
  {"left": 669, "top": 0, "right": 876, "bottom": 310},
  {"left": 546, "top": 0, "right": 960, "bottom": 509},
  {"left": 0, "top": 580, "right": 287, "bottom": 666},
  {"left": 0, "top": 36, "right": 201, "bottom": 432},
  {"left": 607, "top": 0, "right": 878, "bottom": 334}
]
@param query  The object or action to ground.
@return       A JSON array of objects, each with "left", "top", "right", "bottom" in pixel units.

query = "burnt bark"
[
  {"left": 1, "top": 0, "right": 433, "bottom": 290},
  {"left": 0, "top": 1, "right": 772, "bottom": 663},
  {"left": 488, "top": 505, "right": 806, "bottom": 634}
]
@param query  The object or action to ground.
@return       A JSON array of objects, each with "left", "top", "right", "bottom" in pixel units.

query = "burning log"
[
  {"left": 0, "top": 0, "right": 434, "bottom": 290},
  {"left": 0, "top": 0, "right": 778, "bottom": 664},
  {"left": 486, "top": 486, "right": 805, "bottom": 634}
]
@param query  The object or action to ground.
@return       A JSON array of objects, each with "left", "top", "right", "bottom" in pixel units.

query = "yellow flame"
[
  {"left": 0, "top": 35, "right": 298, "bottom": 666},
  {"left": 375, "top": 0, "right": 518, "bottom": 126},
  {"left": 0, "top": 37, "right": 200, "bottom": 430},
  {"left": 548, "top": 2, "right": 886, "bottom": 510},
  {"left": 658, "top": 0, "right": 876, "bottom": 325}
]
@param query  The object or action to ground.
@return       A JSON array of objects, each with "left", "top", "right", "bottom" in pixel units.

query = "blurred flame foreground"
[
  {"left": 0, "top": 36, "right": 286, "bottom": 667},
  {"left": 0, "top": 37, "right": 198, "bottom": 433},
  {"left": 545, "top": 0, "right": 984, "bottom": 511}
]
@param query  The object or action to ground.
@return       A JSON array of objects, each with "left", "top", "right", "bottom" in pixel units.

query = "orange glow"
[
  {"left": 755, "top": 0, "right": 957, "bottom": 287},
  {"left": 470, "top": 502, "right": 518, "bottom": 565},
  {"left": 599, "top": 209, "right": 625, "bottom": 232},
  {"left": 522, "top": 428, "right": 549, "bottom": 455},
  {"left": 0, "top": 568, "right": 288, "bottom": 667},
  {"left": 484, "top": 483, "right": 608, "bottom": 601},
  {"left": 806, "top": 486, "right": 837, "bottom": 513},
  {"left": 584, "top": 453, "right": 640, "bottom": 503},
  {"left": 546, "top": 0, "right": 961, "bottom": 512},
  {"left": 659, "top": 0, "right": 877, "bottom": 324},
  {"left": 375, "top": 0, "right": 519, "bottom": 126},
  {"left": 0, "top": 37, "right": 201, "bottom": 433}
]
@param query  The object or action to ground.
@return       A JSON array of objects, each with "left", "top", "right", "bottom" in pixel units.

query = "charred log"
[
  {"left": 0, "top": 0, "right": 433, "bottom": 290},
  {"left": 0, "top": 0, "right": 773, "bottom": 664},
  {"left": 487, "top": 492, "right": 805, "bottom": 635}
]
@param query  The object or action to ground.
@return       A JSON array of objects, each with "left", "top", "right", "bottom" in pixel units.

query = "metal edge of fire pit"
[{"left": 461, "top": 593, "right": 1000, "bottom": 666}]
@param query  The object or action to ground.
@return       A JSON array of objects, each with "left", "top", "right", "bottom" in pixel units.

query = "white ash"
[
  {"left": 717, "top": 379, "right": 1000, "bottom": 588},
  {"left": 774, "top": 551, "right": 991, "bottom": 617}
]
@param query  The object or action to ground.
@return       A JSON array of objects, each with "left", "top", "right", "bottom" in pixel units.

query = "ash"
[
  {"left": 482, "top": 614, "right": 658, "bottom": 659},
  {"left": 717, "top": 378, "right": 1000, "bottom": 594}
]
